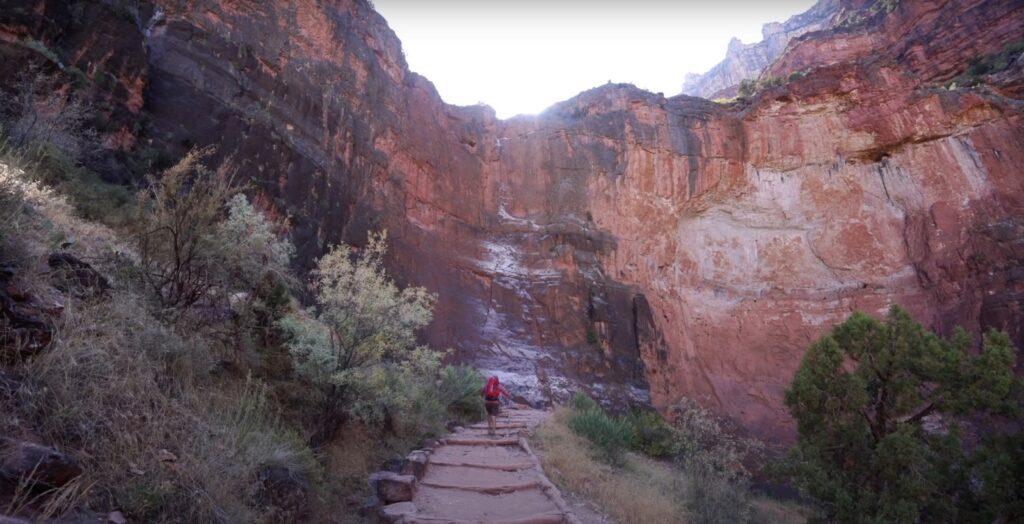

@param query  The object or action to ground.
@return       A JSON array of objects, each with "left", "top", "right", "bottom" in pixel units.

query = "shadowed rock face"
[{"left": 1, "top": 0, "right": 1022, "bottom": 440}]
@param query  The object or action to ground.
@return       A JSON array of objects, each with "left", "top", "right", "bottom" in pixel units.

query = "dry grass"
[
  {"left": 533, "top": 408, "right": 688, "bottom": 524},
  {"left": 11, "top": 290, "right": 320, "bottom": 522},
  {"left": 751, "top": 496, "right": 812, "bottom": 524},
  {"left": 533, "top": 408, "right": 809, "bottom": 524},
  {"left": 0, "top": 155, "right": 322, "bottom": 522}
]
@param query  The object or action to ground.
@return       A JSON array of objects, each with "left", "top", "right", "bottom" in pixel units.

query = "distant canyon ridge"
[{"left": 1, "top": 0, "right": 1021, "bottom": 441}]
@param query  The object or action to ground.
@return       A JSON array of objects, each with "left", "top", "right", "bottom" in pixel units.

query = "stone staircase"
[{"left": 368, "top": 406, "right": 581, "bottom": 524}]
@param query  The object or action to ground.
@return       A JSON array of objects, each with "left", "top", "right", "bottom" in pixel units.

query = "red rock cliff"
[{"left": 2, "top": 0, "right": 1022, "bottom": 440}]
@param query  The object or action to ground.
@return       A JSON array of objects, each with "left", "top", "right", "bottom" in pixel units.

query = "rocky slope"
[
  {"left": 681, "top": 0, "right": 841, "bottom": 99},
  {"left": 1, "top": 0, "right": 1022, "bottom": 441}
]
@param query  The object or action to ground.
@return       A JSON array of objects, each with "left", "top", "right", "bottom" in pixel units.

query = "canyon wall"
[
  {"left": 1, "top": 0, "right": 1022, "bottom": 441},
  {"left": 681, "top": 0, "right": 840, "bottom": 99}
]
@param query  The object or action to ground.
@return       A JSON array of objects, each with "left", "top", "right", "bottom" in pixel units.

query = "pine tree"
[{"left": 782, "top": 305, "right": 1020, "bottom": 523}]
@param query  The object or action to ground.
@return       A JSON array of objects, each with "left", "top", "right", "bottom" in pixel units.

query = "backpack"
[{"left": 484, "top": 377, "right": 501, "bottom": 399}]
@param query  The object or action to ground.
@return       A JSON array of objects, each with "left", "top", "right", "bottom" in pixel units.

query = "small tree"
[
  {"left": 279, "top": 231, "right": 435, "bottom": 446},
  {"left": 782, "top": 305, "right": 1020, "bottom": 522},
  {"left": 737, "top": 79, "right": 756, "bottom": 98}
]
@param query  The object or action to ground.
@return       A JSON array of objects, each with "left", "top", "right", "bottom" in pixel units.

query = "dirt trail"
[{"left": 382, "top": 406, "right": 580, "bottom": 524}]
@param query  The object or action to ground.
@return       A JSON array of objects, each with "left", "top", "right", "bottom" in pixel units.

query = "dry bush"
[
  {"left": 668, "top": 398, "right": 763, "bottom": 480},
  {"left": 134, "top": 149, "right": 295, "bottom": 323},
  {"left": 533, "top": 408, "right": 687, "bottom": 524},
  {"left": 683, "top": 461, "right": 753, "bottom": 524},
  {"left": 134, "top": 148, "right": 235, "bottom": 312},
  {"left": 750, "top": 496, "right": 812, "bottom": 524},
  {"left": 0, "top": 67, "right": 97, "bottom": 163}
]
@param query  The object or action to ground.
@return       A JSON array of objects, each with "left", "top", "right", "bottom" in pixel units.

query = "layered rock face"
[
  {"left": 681, "top": 0, "right": 841, "bottom": 99},
  {"left": 2, "top": 0, "right": 1022, "bottom": 440}
]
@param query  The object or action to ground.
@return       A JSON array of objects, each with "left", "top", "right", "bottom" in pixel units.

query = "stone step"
[
  {"left": 419, "top": 479, "right": 541, "bottom": 495},
  {"left": 426, "top": 459, "right": 534, "bottom": 471},
  {"left": 405, "top": 512, "right": 566, "bottom": 524},
  {"left": 467, "top": 423, "right": 529, "bottom": 430},
  {"left": 443, "top": 437, "right": 519, "bottom": 446},
  {"left": 412, "top": 485, "right": 562, "bottom": 522}
]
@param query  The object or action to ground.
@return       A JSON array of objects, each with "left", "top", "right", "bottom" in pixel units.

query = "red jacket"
[{"left": 481, "top": 383, "right": 509, "bottom": 402}]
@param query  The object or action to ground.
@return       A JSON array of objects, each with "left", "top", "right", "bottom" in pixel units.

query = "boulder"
[
  {"left": 400, "top": 450, "right": 429, "bottom": 480},
  {"left": 254, "top": 464, "right": 310, "bottom": 520},
  {"left": 368, "top": 472, "right": 416, "bottom": 504},
  {"left": 0, "top": 439, "right": 82, "bottom": 488},
  {"left": 377, "top": 501, "right": 416, "bottom": 523},
  {"left": 0, "top": 267, "right": 57, "bottom": 359},
  {"left": 47, "top": 252, "right": 109, "bottom": 298}
]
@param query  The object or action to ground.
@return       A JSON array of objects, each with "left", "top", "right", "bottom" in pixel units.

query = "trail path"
[{"left": 382, "top": 405, "right": 581, "bottom": 524}]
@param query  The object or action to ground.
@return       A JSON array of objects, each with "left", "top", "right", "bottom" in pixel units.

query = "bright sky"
[{"left": 374, "top": 0, "right": 817, "bottom": 118}]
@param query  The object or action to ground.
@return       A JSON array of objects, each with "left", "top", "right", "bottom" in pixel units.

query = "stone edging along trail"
[{"left": 367, "top": 405, "right": 582, "bottom": 524}]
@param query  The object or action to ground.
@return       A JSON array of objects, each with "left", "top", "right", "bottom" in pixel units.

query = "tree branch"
[{"left": 900, "top": 403, "right": 936, "bottom": 425}]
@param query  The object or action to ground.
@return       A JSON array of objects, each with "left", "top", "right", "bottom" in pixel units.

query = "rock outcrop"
[
  {"left": 681, "top": 0, "right": 841, "bottom": 99},
  {"left": 1, "top": 0, "right": 1022, "bottom": 441},
  {"left": 0, "top": 438, "right": 82, "bottom": 489}
]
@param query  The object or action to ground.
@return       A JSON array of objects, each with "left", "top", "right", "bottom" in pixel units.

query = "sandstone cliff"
[
  {"left": 1, "top": 0, "right": 1022, "bottom": 441},
  {"left": 680, "top": 0, "right": 841, "bottom": 99}
]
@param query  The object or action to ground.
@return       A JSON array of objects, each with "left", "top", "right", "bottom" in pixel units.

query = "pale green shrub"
[
  {"left": 279, "top": 231, "right": 437, "bottom": 445},
  {"left": 215, "top": 193, "right": 294, "bottom": 287}
]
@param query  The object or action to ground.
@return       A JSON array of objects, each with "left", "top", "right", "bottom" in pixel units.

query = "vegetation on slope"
[
  {"left": 0, "top": 71, "right": 483, "bottom": 521},
  {"left": 535, "top": 395, "right": 808, "bottom": 524}
]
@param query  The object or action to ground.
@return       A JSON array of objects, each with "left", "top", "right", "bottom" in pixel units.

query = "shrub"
[
  {"left": 215, "top": 193, "right": 295, "bottom": 288},
  {"left": 669, "top": 398, "right": 762, "bottom": 480},
  {"left": 438, "top": 364, "right": 486, "bottom": 422},
  {"left": 134, "top": 148, "right": 234, "bottom": 311},
  {"left": 737, "top": 79, "right": 756, "bottom": 98},
  {"left": 569, "top": 391, "right": 599, "bottom": 412},
  {"left": 279, "top": 231, "right": 437, "bottom": 446},
  {"left": 134, "top": 150, "right": 292, "bottom": 315},
  {"left": 226, "top": 377, "right": 320, "bottom": 486},
  {"left": 567, "top": 406, "right": 634, "bottom": 465},
  {"left": 684, "top": 461, "right": 753, "bottom": 524},
  {"left": 624, "top": 410, "right": 678, "bottom": 459},
  {"left": 761, "top": 76, "right": 783, "bottom": 89},
  {"left": 348, "top": 347, "right": 447, "bottom": 444}
]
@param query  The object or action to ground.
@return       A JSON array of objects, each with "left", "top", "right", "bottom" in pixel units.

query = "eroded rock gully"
[{"left": 1, "top": 0, "right": 1022, "bottom": 441}]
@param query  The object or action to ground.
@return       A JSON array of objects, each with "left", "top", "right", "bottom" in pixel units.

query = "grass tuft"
[{"left": 567, "top": 406, "right": 634, "bottom": 466}]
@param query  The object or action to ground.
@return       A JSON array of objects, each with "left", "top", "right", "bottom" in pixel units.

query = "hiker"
[{"left": 481, "top": 375, "right": 510, "bottom": 436}]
